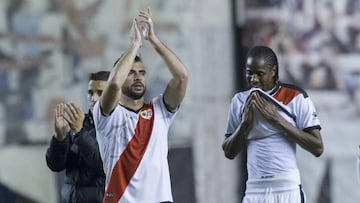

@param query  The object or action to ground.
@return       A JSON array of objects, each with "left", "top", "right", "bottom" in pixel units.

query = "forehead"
[
  {"left": 132, "top": 61, "right": 145, "bottom": 70},
  {"left": 246, "top": 56, "right": 268, "bottom": 70},
  {"left": 88, "top": 80, "right": 107, "bottom": 90}
]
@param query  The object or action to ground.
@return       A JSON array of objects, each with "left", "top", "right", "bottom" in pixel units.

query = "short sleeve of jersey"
[
  {"left": 291, "top": 94, "right": 321, "bottom": 130},
  {"left": 92, "top": 100, "right": 124, "bottom": 138},
  {"left": 225, "top": 94, "right": 244, "bottom": 137},
  {"left": 152, "top": 95, "right": 177, "bottom": 127}
]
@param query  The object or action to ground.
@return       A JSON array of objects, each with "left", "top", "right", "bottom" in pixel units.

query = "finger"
[
  {"left": 253, "top": 94, "right": 265, "bottom": 106},
  {"left": 57, "top": 103, "right": 65, "bottom": 118},
  {"left": 55, "top": 104, "right": 60, "bottom": 119},
  {"left": 133, "top": 19, "right": 141, "bottom": 33},
  {"left": 68, "top": 103, "right": 78, "bottom": 116},
  {"left": 138, "top": 13, "right": 148, "bottom": 20},
  {"left": 251, "top": 99, "right": 262, "bottom": 111},
  {"left": 147, "top": 7, "right": 151, "bottom": 15},
  {"left": 64, "top": 104, "right": 75, "bottom": 120},
  {"left": 74, "top": 105, "right": 82, "bottom": 115},
  {"left": 139, "top": 10, "right": 151, "bottom": 20},
  {"left": 69, "top": 103, "right": 79, "bottom": 113},
  {"left": 63, "top": 112, "right": 72, "bottom": 124},
  {"left": 131, "top": 19, "right": 137, "bottom": 31}
]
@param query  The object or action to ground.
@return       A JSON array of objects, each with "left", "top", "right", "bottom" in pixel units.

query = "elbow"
[
  {"left": 178, "top": 71, "right": 188, "bottom": 86},
  {"left": 46, "top": 154, "right": 66, "bottom": 172},
  {"left": 107, "top": 82, "right": 121, "bottom": 92},
  {"left": 46, "top": 162, "right": 64, "bottom": 172},
  {"left": 224, "top": 152, "right": 236, "bottom": 160},
  {"left": 177, "top": 66, "right": 189, "bottom": 83},
  {"left": 182, "top": 69, "right": 189, "bottom": 81},
  {"left": 222, "top": 142, "right": 237, "bottom": 160},
  {"left": 313, "top": 146, "right": 324, "bottom": 157}
]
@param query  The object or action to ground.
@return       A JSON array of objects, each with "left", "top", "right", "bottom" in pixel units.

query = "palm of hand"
[
  {"left": 130, "top": 20, "right": 142, "bottom": 46},
  {"left": 54, "top": 103, "right": 70, "bottom": 140}
]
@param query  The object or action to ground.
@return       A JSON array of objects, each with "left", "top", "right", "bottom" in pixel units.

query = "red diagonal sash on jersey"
[{"left": 103, "top": 103, "right": 154, "bottom": 203}]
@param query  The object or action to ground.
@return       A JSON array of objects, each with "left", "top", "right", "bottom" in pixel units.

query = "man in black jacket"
[{"left": 46, "top": 71, "right": 109, "bottom": 203}]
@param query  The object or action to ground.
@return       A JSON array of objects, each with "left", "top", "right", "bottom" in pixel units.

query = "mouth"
[
  {"left": 250, "top": 83, "right": 260, "bottom": 88},
  {"left": 132, "top": 83, "right": 144, "bottom": 90}
]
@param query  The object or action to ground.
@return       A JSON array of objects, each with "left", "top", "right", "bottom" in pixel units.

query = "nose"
[
  {"left": 90, "top": 94, "right": 100, "bottom": 103},
  {"left": 134, "top": 73, "right": 143, "bottom": 81},
  {"left": 250, "top": 74, "right": 258, "bottom": 83}
]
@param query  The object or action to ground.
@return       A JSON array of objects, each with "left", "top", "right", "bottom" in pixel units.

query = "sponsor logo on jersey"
[{"left": 260, "top": 175, "right": 274, "bottom": 179}]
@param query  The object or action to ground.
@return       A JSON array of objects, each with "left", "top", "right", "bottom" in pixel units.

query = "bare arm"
[
  {"left": 100, "top": 20, "right": 142, "bottom": 115},
  {"left": 276, "top": 118, "right": 323, "bottom": 157},
  {"left": 139, "top": 8, "right": 188, "bottom": 111},
  {"left": 253, "top": 93, "right": 324, "bottom": 157},
  {"left": 222, "top": 122, "right": 251, "bottom": 160},
  {"left": 222, "top": 101, "right": 254, "bottom": 159}
]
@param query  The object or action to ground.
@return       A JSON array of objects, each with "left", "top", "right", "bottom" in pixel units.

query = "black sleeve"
[
  {"left": 45, "top": 135, "right": 70, "bottom": 172},
  {"left": 74, "top": 129, "right": 103, "bottom": 172}
]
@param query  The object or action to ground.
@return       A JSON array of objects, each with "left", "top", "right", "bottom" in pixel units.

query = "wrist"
[
  {"left": 54, "top": 133, "right": 66, "bottom": 141},
  {"left": 149, "top": 36, "right": 160, "bottom": 46},
  {"left": 131, "top": 41, "right": 142, "bottom": 49},
  {"left": 72, "top": 127, "right": 82, "bottom": 134}
]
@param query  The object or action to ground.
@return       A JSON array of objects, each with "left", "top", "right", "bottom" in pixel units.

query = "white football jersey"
[
  {"left": 225, "top": 84, "right": 321, "bottom": 176},
  {"left": 93, "top": 95, "right": 176, "bottom": 203}
]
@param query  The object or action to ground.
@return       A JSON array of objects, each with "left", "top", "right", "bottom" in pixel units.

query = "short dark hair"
[
  {"left": 113, "top": 55, "right": 143, "bottom": 67},
  {"left": 89, "top": 71, "right": 110, "bottom": 81},
  {"left": 247, "top": 45, "right": 279, "bottom": 81}
]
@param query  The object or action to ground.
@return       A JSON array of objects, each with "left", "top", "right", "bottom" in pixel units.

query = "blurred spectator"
[{"left": 61, "top": 0, "right": 106, "bottom": 84}]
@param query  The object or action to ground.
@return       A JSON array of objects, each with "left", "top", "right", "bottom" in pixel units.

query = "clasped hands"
[
  {"left": 54, "top": 103, "right": 84, "bottom": 141},
  {"left": 242, "top": 91, "right": 281, "bottom": 127}
]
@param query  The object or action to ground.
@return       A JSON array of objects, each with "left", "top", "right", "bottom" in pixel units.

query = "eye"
[
  {"left": 246, "top": 70, "right": 253, "bottom": 75},
  {"left": 97, "top": 90, "right": 103, "bottom": 96},
  {"left": 140, "top": 70, "right": 146, "bottom": 75},
  {"left": 128, "top": 70, "right": 136, "bottom": 76}
]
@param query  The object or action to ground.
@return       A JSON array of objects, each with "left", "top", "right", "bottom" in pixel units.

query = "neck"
[{"left": 119, "top": 95, "right": 145, "bottom": 111}]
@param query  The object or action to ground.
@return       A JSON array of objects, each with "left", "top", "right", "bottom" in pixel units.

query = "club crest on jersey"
[{"left": 140, "top": 108, "right": 153, "bottom": 120}]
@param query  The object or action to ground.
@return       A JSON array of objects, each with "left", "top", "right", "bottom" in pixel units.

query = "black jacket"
[{"left": 46, "top": 111, "right": 105, "bottom": 203}]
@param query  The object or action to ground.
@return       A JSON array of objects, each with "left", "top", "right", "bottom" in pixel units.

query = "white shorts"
[{"left": 242, "top": 172, "right": 305, "bottom": 203}]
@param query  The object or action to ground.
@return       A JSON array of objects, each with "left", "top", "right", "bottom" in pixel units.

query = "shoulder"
[
  {"left": 231, "top": 88, "right": 252, "bottom": 102},
  {"left": 279, "top": 83, "right": 309, "bottom": 98}
]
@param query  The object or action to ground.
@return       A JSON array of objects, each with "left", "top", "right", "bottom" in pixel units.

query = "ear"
[{"left": 271, "top": 65, "right": 277, "bottom": 78}]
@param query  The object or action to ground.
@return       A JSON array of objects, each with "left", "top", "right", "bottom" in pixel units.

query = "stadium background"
[{"left": 0, "top": 0, "right": 359, "bottom": 202}]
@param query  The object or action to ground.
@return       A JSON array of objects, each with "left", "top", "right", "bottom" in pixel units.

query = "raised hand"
[
  {"left": 138, "top": 7, "right": 156, "bottom": 41},
  {"left": 129, "top": 19, "right": 142, "bottom": 47},
  {"left": 54, "top": 103, "right": 70, "bottom": 141},
  {"left": 63, "top": 103, "right": 85, "bottom": 133}
]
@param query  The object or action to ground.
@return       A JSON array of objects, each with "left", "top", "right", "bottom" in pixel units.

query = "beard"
[{"left": 122, "top": 85, "right": 146, "bottom": 100}]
